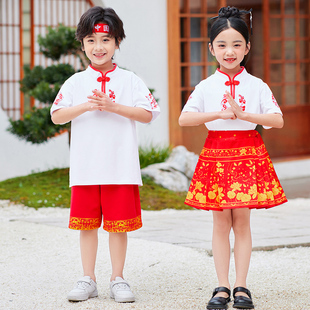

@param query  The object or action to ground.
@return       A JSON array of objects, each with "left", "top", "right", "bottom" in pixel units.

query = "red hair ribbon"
[{"left": 93, "top": 23, "right": 110, "bottom": 33}]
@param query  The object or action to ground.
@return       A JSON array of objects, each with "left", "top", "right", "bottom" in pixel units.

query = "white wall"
[
  {"left": 100, "top": 0, "right": 169, "bottom": 147},
  {"left": 0, "top": 109, "right": 69, "bottom": 182}
]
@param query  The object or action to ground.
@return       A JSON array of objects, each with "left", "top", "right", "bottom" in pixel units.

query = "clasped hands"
[
  {"left": 222, "top": 91, "right": 245, "bottom": 120},
  {"left": 86, "top": 89, "right": 115, "bottom": 112}
]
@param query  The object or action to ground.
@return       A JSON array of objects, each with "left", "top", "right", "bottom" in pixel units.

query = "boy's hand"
[{"left": 87, "top": 89, "right": 116, "bottom": 112}]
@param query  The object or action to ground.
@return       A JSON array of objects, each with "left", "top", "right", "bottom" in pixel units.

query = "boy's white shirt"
[
  {"left": 182, "top": 67, "right": 282, "bottom": 130},
  {"left": 51, "top": 65, "right": 160, "bottom": 187}
]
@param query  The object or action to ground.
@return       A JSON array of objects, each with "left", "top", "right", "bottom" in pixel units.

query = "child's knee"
[
  {"left": 232, "top": 210, "right": 251, "bottom": 234},
  {"left": 213, "top": 211, "right": 232, "bottom": 234}
]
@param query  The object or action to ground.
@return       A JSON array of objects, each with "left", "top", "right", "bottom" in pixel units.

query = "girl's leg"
[
  {"left": 212, "top": 209, "right": 233, "bottom": 296},
  {"left": 232, "top": 208, "right": 252, "bottom": 293},
  {"left": 109, "top": 232, "right": 127, "bottom": 281},
  {"left": 80, "top": 229, "right": 98, "bottom": 282}
]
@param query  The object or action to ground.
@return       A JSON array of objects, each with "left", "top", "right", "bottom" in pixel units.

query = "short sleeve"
[
  {"left": 50, "top": 78, "right": 74, "bottom": 122},
  {"left": 182, "top": 83, "right": 205, "bottom": 113},
  {"left": 132, "top": 75, "right": 160, "bottom": 122},
  {"left": 260, "top": 82, "right": 283, "bottom": 129}
]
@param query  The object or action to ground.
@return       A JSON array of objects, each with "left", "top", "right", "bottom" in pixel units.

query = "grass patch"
[
  {"left": 0, "top": 169, "right": 70, "bottom": 209},
  {"left": 139, "top": 176, "right": 191, "bottom": 211},
  {"left": 0, "top": 168, "right": 190, "bottom": 211}
]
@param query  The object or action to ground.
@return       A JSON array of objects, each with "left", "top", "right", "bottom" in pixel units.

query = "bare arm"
[
  {"left": 226, "top": 91, "right": 284, "bottom": 128},
  {"left": 179, "top": 107, "right": 236, "bottom": 127},
  {"left": 51, "top": 101, "right": 102, "bottom": 124},
  {"left": 52, "top": 89, "right": 153, "bottom": 125}
]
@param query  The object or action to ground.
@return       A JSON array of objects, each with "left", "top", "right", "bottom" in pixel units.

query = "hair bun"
[{"left": 218, "top": 6, "right": 241, "bottom": 19}]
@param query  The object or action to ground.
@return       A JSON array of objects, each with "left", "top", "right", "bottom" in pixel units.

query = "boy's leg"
[
  {"left": 67, "top": 228, "right": 99, "bottom": 301},
  {"left": 80, "top": 229, "right": 98, "bottom": 282},
  {"left": 109, "top": 232, "right": 127, "bottom": 281},
  {"left": 232, "top": 208, "right": 252, "bottom": 291},
  {"left": 109, "top": 231, "right": 135, "bottom": 302},
  {"left": 67, "top": 185, "right": 101, "bottom": 301},
  {"left": 212, "top": 209, "right": 233, "bottom": 295}
]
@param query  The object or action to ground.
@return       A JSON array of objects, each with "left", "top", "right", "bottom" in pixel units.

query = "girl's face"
[
  {"left": 82, "top": 32, "right": 119, "bottom": 72},
  {"left": 209, "top": 27, "right": 250, "bottom": 77}
]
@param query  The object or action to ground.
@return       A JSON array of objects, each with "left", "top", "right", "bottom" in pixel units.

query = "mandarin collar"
[
  {"left": 86, "top": 63, "right": 118, "bottom": 79},
  {"left": 215, "top": 67, "right": 247, "bottom": 82}
]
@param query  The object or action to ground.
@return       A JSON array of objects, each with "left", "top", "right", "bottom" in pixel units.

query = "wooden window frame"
[
  {"left": 0, "top": 0, "right": 94, "bottom": 120},
  {"left": 263, "top": 0, "right": 310, "bottom": 109},
  {"left": 168, "top": 0, "right": 310, "bottom": 156},
  {"left": 167, "top": 0, "right": 224, "bottom": 148}
]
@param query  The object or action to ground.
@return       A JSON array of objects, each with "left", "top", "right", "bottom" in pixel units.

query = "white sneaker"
[
  {"left": 67, "top": 276, "right": 98, "bottom": 301},
  {"left": 110, "top": 277, "right": 135, "bottom": 303}
]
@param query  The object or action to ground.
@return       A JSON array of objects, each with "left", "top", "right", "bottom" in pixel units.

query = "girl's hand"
[
  {"left": 87, "top": 89, "right": 115, "bottom": 113},
  {"left": 221, "top": 107, "right": 236, "bottom": 120},
  {"left": 225, "top": 91, "right": 244, "bottom": 119}
]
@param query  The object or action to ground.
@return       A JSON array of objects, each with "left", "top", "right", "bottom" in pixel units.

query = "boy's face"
[{"left": 82, "top": 32, "right": 119, "bottom": 71}]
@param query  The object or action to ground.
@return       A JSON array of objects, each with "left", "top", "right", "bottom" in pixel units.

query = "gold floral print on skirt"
[{"left": 185, "top": 130, "right": 287, "bottom": 211}]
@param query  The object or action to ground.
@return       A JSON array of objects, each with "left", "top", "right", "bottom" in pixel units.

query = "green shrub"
[
  {"left": 7, "top": 107, "right": 68, "bottom": 144},
  {"left": 28, "top": 81, "right": 61, "bottom": 105},
  {"left": 37, "top": 24, "right": 80, "bottom": 60},
  {"left": 139, "top": 145, "right": 172, "bottom": 169},
  {"left": 42, "top": 63, "right": 76, "bottom": 84},
  {"left": 19, "top": 65, "right": 44, "bottom": 93}
]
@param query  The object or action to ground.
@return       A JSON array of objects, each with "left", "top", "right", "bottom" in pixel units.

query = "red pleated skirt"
[{"left": 185, "top": 130, "right": 287, "bottom": 211}]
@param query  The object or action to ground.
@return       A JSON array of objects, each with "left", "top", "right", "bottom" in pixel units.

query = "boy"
[{"left": 51, "top": 6, "right": 160, "bottom": 303}]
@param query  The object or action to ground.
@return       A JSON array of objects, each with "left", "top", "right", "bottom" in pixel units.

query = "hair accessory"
[
  {"left": 93, "top": 23, "right": 110, "bottom": 33},
  {"left": 248, "top": 9, "right": 253, "bottom": 35},
  {"left": 211, "top": 7, "right": 253, "bottom": 35}
]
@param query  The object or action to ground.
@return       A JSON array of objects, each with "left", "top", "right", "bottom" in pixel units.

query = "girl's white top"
[
  {"left": 51, "top": 65, "right": 160, "bottom": 187},
  {"left": 182, "top": 67, "right": 282, "bottom": 130}
]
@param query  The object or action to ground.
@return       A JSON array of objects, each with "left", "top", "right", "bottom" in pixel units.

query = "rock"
[{"left": 141, "top": 146, "right": 199, "bottom": 192}]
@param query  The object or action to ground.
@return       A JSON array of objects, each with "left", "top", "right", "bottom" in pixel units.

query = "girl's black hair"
[
  {"left": 210, "top": 7, "right": 251, "bottom": 66},
  {"left": 210, "top": 6, "right": 250, "bottom": 44},
  {"left": 76, "top": 6, "right": 125, "bottom": 46}
]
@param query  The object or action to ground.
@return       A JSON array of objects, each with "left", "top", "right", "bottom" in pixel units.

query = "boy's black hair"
[
  {"left": 76, "top": 6, "right": 125, "bottom": 47},
  {"left": 209, "top": 7, "right": 250, "bottom": 66}
]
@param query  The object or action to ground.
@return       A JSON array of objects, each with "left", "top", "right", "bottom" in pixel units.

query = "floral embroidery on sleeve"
[
  {"left": 146, "top": 93, "right": 158, "bottom": 109},
  {"left": 272, "top": 94, "right": 279, "bottom": 107},
  {"left": 54, "top": 92, "right": 63, "bottom": 105}
]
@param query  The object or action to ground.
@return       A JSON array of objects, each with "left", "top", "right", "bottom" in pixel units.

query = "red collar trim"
[
  {"left": 217, "top": 67, "right": 245, "bottom": 99},
  {"left": 89, "top": 64, "right": 117, "bottom": 93},
  {"left": 216, "top": 67, "right": 245, "bottom": 80},
  {"left": 89, "top": 63, "right": 117, "bottom": 76}
]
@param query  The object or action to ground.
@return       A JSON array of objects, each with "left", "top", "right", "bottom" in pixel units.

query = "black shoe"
[
  {"left": 206, "top": 287, "right": 231, "bottom": 309},
  {"left": 233, "top": 287, "right": 254, "bottom": 309}
]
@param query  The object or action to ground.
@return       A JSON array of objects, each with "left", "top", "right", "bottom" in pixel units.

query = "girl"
[
  {"left": 179, "top": 6, "right": 287, "bottom": 310},
  {"left": 51, "top": 6, "right": 160, "bottom": 303}
]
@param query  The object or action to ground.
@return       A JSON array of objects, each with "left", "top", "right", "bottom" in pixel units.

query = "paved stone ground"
[
  {"left": 1, "top": 164, "right": 310, "bottom": 310},
  {"left": 1, "top": 201, "right": 310, "bottom": 310}
]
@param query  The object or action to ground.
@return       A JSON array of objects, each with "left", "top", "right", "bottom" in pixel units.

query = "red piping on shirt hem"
[
  {"left": 89, "top": 63, "right": 117, "bottom": 93},
  {"left": 217, "top": 67, "right": 244, "bottom": 99}
]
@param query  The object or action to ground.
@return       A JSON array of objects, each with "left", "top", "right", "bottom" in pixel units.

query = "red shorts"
[{"left": 69, "top": 185, "right": 142, "bottom": 232}]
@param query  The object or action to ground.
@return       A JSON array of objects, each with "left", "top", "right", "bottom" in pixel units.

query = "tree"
[{"left": 7, "top": 24, "right": 88, "bottom": 144}]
